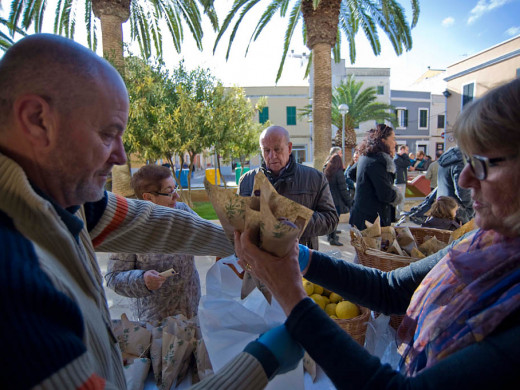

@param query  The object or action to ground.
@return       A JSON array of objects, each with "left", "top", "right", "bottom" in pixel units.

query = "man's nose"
[{"left": 109, "top": 137, "right": 127, "bottom": 165}]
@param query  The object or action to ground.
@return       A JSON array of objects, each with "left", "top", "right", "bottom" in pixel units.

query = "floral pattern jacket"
[{"left": 105, "top": 202, "right": 200, "bottom": 324}]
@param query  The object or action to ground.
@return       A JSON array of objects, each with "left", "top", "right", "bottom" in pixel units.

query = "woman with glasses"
[
  {"left": 227, "top": 78, "right": 520, "bottom": 389},
  {"left": 349, "top": 123, "right": 403, "bottom": 230},
  {"left": 105, "top": 164, "right": 201, "bottom": 323}
]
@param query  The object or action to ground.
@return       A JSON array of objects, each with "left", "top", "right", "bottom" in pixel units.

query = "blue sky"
[{"left": 2, "top": 0, "right": 519, "bottom": 89}]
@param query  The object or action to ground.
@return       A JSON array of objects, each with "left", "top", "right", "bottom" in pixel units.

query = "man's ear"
[
  {"left": 13, "top": 94, "right": 54, "bottom": 147},
  {"left": 287, "top": 141, "right": 293, "bottom": 154}
]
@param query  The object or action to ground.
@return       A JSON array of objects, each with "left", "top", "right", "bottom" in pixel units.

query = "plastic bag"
[
  {"left": 364, "top": 313, "right": 401, "bottom": 370},
  {"left": 198, "top": 255, "right": 304, "bottom": 389}
]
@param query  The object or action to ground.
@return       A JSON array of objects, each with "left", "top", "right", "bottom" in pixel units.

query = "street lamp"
[{"left": 338, "top": 104, "right": 349, "bottom": 164}]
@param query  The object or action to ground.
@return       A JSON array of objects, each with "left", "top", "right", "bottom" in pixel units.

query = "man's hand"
[{"left": 143, "top": 270, "right": 166, "bottom": 290}]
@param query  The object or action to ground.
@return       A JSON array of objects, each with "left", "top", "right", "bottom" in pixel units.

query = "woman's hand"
[
  {"left": 234, "top": 230, "right": 308, "bottom": 316},
  {"left": 143, "top": 270, "right": 166, "bottom": 290}
]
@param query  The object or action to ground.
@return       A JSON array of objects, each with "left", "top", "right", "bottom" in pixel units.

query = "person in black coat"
[
  {"left": 349, "top": 124, "right": 403, "bottom": 230},
  {"left": 394, "top": 144, "right": 412, "bottom": 215},
  {"left": 324, "top": 154, "right": 350, "bottom": 246},
  {"left": 436, "top": 146, "right": 475, "bottom": 224}
]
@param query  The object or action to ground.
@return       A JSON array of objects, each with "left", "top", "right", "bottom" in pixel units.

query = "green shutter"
[
  {"left": 404, "top": 110, "right": 408, "bottom": 127},
  {"left": 286, "top": 106, "right": 296, "bottom": 126},
  {"left": 259, "top": 107, "right": 269, "bottom": 124}
]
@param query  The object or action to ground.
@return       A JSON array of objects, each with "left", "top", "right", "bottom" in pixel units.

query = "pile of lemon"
[{"left": 303, "top": 278, "right": 359, "bottom": 320}]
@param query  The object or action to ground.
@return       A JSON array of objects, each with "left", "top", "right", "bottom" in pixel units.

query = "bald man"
[
  {"left": 238, "top": 126, "right": 338, "bottom": 249},
  {"left": 0, "top": 34, "right": 248, "bottom": 389}
]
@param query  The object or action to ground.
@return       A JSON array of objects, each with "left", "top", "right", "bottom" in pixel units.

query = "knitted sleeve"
[
  {"left": 0, "top": 211, "right": 105, "bottom": 389},
  {"left": 190, "top": 351, "right": 269, "bottom": 390},
  {"left": 87, "top": 192, "right": 234, "bottom": 257}
]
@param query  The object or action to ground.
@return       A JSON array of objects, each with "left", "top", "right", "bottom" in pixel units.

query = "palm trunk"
[
  {"left": 312, "top": 42, "right": 333, "bottom": 170},
  {"left": 92, "top": 0, "right": 132, "bottom": 196},
  {"left": 302, "top": 0, "right": 341, "bottom": 170}
]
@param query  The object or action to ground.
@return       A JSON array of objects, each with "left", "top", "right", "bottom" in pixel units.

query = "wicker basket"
[
  {"left": 333, "top": 305, "right": 370, "bottom": 346},
  {"left": 350, "top": 226, "right": 452, "bottom": 330},
  {"left": 350, "top": 226, "right": 452, "bottom": 272}
]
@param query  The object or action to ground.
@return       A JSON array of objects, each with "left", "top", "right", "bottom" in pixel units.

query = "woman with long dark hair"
[
  {"left": 324, "top": 154, "right": 350, "bottom": 245},
  {"left": 349, "top": 124, "right": 402, "bottom": 230}
]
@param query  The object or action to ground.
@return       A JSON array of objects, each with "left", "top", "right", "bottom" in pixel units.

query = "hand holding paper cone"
[{"left": 204, "top": 171, "right": 313, "bottom": 302}]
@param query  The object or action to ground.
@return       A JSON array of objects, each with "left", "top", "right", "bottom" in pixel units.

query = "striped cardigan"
[{"left": 0, "top": 152, "right": 235, "bottom": 389}]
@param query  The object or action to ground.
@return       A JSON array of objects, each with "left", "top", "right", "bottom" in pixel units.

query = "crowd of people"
[{"left": 1, "top": 33, "right": 519, "bottom": 389}]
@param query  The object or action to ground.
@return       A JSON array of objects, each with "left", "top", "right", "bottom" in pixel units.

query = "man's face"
[
  {"left": 47, "top": 72, "right": 129, "bottom": 207},
  {"left": 261, "top": 132, "right": 292, "bottom": 175}
]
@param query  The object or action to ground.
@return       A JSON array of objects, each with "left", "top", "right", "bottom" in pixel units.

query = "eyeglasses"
[
  {"left": 151, "top": 187, "right": 179, "bottom": 198},
  {"left": 462, "top": 153, "right": 517, "bottom": 180}
]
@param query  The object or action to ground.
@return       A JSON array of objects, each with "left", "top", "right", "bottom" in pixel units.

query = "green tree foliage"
[{"left": 123, "top": 59, "right": 262, "bottom": 201}]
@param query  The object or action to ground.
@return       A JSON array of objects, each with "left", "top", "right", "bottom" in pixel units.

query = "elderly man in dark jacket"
[
  {"left": 239, "top": 126, "right": 338, "bottom": 249},
  {"left": 437, "top": 146, "right": 475, "bottom": 224}
]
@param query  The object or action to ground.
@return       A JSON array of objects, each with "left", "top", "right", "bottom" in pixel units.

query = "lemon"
[
  {"left": 325, "top": 303, "right": 337, "bottom": 316},
  {"left": 329, "top": 315, "right": 338, "bottom": 319},
  {"left": 335, "top": 301, "right": 359, "bottom": 319},
  {"left": 303, "top": 280, "right": 314, "bottom": 296},
  {"left": 310, "top": 294, "right": 326, "bottom": 309},
  {"left": 322, "top": 296, "right": 330, "bottom": 306},
  {"left": 329, "top": 292, "right": 343, "bottom": 303},
  {"left": 313, "top": 284, "right": 324, "bottom": 295},
  {"left": 322, "top": 288, "right": 332, "bottom": 297}
]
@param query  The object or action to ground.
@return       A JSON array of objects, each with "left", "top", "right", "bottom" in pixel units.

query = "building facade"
[
  {"left": 444, "top": 35, "right": 520, "bottom": 148},
  {"left": 243, "top": 86, "right": 311, "bottom": 167},
  {"left": 390, "top": 90, "right": 432, "bottom": 156}
]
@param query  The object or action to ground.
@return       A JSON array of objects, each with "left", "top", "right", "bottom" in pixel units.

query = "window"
[
  {"left": 259, "top": 107, "right": 269, "bottom": 124},
  {"left": 286, "top": 106, "right": 297, "bottom": 126},
  {"left": 291, "top": 145, "right": 307, "bottom": 164},
  {"left": 396, "top": 108, "right": 408, "bottom": 128},
  {"left": 437, "top": 114, "right": 445, "bottom": 129},
  {"left": 462, "top": 83, "right": 474, "bottom": 107},
  {"left": 419, "top": 108, "right": 428, "bottom": 129},
  {"left": 377, "top": 85, "right": 384, "bottom": 95}
]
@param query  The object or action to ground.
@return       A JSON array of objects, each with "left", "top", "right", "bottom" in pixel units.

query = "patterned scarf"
[{"left": 397, "top": 229, "right": 520, "bottom": 376}]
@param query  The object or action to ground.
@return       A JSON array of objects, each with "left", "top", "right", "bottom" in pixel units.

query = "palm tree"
[
  {"left": 215, "top": 0, "right": 419, "bottom": 169},
  {"left": 5, "top": 0, "right": 217, "bottom": 70},
  {"left": 332, "top": 75, "right": 396, "bottom": 164}
]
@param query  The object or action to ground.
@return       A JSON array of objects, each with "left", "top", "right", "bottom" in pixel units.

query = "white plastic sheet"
[{"left": 198, "top": 255, "right": 304, "bottom": 390}]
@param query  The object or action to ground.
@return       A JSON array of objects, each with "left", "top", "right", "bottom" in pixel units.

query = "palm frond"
[
  {"left": 247, "top": 0, "right": 284, "bottom": 55},
  {"left": 275, "top": 0, "right": 301, "bottom": 82},
  {"left": 213, "top": 0, "right": 253, "bottom": 54}
]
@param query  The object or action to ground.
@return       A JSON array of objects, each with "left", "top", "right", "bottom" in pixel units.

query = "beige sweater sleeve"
[
  {"left": 191, "top": 352, "right": 269, "bottom": 390},
  {"left": 89, "top": 192, "right": 234, "bottom": 257}
]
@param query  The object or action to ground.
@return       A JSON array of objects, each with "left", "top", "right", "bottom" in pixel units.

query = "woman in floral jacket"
[{"left": 105, "top": 165, "right": 200, "bottom": 323}]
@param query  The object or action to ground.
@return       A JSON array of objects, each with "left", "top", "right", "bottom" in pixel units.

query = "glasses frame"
[
  {"left": 462, "top": 153, "right": 517, "bottom": 180},
  {"left": 150, "top": 187, "right": 180, "bottom": 199}
]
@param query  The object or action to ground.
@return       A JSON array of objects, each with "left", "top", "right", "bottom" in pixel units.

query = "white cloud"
[
  {"left": 505, "top": 26, "right": 520, "bottom": 36},
  {"left": 467, "top": 0, "right": 513, "bottom": 25},
  {"left": 442, "top": 17, "right": 455, "bottom": 27}
]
